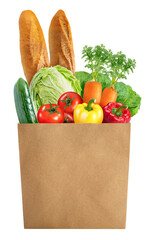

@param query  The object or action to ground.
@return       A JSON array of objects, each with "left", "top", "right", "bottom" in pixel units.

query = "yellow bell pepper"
[{"left": 74, "top": 98, "right": 103, "bottom": 123}]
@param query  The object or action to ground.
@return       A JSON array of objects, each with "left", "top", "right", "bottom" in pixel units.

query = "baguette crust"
[
  {"left": 19, "top": 10, "right": 50, "bottom": 85},
  {"left": 49, "top": 10, "right": 75, "bottom": 75}
]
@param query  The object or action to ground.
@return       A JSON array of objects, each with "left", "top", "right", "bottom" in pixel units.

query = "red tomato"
[
  {"left": 37, "top": 104, "right": 64, "bottom": 123},
  {"left": 58, "top": 92, "right": 83, "bottom": 114},
  {"left": 64, "top": 113, "right": 74, "bottom": 123}
]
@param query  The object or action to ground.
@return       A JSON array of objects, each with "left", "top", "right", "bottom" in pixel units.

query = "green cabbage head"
[{"left": 30, "top": 66, "right": 81, "bottom": 113}]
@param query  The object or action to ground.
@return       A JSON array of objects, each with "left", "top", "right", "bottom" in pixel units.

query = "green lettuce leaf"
[
  {"left": 55, "top": 65, "right": 81, "bottom": 94},
  {"left": 75, "top": 71, "right": 92, "bottom": 97},
  {"left": 115, "top": 82, "right": 141, "bottom": 117},
  {"left": 30, "top": 66, "right": 81, "bottom": 113}
]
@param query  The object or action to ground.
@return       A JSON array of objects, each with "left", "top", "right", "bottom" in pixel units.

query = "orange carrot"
[
  {"left": 100, "top": 87, "right": 117, "bottom": 108},
  {"left": 83, "top": 81, "right": 102, "bottom": 104}
]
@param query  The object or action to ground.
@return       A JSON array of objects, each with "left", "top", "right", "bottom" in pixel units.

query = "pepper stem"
[
  {"left": 85, "top": 98, "right": 96, "bottom": 111},
  {"left": 112, "top": 105, "right": 128, "bottom": 117}
]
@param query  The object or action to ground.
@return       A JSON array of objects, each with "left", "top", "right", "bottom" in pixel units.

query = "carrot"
[
  {"left": 82, "top": 45, "right": 136, "bottom": 109},
  {"left": 83, "top": 81, "right": 102, "bottom": 104},
  {"left": 100, "top": 87, "right": 117, "bottom": 108}
]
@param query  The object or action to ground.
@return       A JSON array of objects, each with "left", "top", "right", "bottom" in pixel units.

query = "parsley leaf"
[
  {"left": 82, "top": 45, "right": 110, "bottom": 81},
  {"left": 107, "top": 51, "right": 136, "bottom": 86},
  {"left": 82, "top": 44, "right": 136, "bottom": 87}
]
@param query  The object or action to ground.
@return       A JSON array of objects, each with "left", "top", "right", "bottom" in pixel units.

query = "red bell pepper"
[{"left": 103, "top": 102, "right": 131, "bottom": 123}]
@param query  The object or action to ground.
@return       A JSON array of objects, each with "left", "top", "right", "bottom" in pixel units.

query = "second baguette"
[{"left": 49, "top": 10, "right": 75, "bottom": 75}]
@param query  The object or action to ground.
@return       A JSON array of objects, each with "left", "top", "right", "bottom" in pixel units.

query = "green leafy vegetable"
[
  {"left": 55, "top": 65, "right": 81, "bottom": 93},
  {"left": 75, "top": 71, "right": 92, "bottom": 97},
  {"left": 30, "top": 66, "right": 81, "bottom": 114},
  {"left": 115, "top": 82, "right": 141, "bottom": 117},
  {"left": 76, "top": 71, "right": 141, "bottom": 117},
  {"left": 82, "top": 45, "right": 110, "bottom": 81},
  {"left": 96, "top": 73, "right": 111, "bottom": 91},
  {"left": 107, "top": 51, "right": 136, "bottom": 87},
  {"left": 82, "top": 44, "right": 136, "bottom": 86}
]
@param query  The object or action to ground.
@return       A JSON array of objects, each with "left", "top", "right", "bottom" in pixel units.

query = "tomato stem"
[
  {"left": 60, "top": 94, "right": 75, "bottom": 110},
  {"left": 44, "top": 103, "right": 61, "bottom": 116}
]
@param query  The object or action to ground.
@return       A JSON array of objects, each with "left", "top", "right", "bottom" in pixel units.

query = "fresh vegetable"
[
  {"left": 30, "top": 66, "right": 81, "bottom": 114},
  {"left": 76, "top": 43, "right": 141, "bottom": 116},
  {"left": 100, "top": 50, "right": 136, "bottom": 107},
  {"left": 82, "top": 45, "right": 110, "bottom": 80},
  {"left": 81, "top": 45, "right": 110, "bottom": 103},
  {"left": 58, "top": 91, "right": 83, "bottom": 114},
  {"left": 103, "top": 102, "right": 131, "bottom": 123},
  {"left": 83, "top": 81, "right": 102, "bottom": 104},
  {"left": 74, "top": 98, "right": 103, "bottom": 123},
  {"left": 64, "top": 113, "right": 74, "bottom": 123},
  {"left": 81, "top": 44, "right": 136, "bottom": 108},
  {"left": 107, "top": 51, "right": 136, "bottom": 87},
  {"left": 76, "top": 71, "right": 141, "bottom": 117},
  {"left": 14, "top": 78, "right": 38, "bottom": 124},
  {"left": 115, "top": 82, "right": 141, "bottom": 117},
  {"left": 75, "top": 71, "right": 111, "bottom": 97},
  {"left": 100, "top": 87, "right": 117, "bottom": 108},
  {"left": 37, "top": 103, "right": 64, "bottom": 123}
]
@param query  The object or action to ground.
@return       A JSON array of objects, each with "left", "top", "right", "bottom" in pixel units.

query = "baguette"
[
  {"left": 49, "top": 10, "right": 75, "bottom": 75},
  {"left": 19, "top": 10, "right": 50, "bottom": 85}
]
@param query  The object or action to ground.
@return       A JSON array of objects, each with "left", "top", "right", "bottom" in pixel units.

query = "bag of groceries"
[{"left": 14, "top": 9, "right": 141, "bottom": 229}]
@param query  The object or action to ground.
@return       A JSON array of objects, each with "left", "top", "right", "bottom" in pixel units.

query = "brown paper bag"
[{"left": 18, "top": 123, "right": 130, "bottom": 229}]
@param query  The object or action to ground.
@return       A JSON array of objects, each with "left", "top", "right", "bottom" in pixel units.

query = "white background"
[{"left": 0, "top": 0, "right": 148, "bottom": 239}]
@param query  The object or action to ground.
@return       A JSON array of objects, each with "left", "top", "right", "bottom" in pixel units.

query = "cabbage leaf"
[{"left": 30, "top": 66, "right": 81, "bottom": 113}]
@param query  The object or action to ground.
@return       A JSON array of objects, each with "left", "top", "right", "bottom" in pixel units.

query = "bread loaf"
[
  {"left": 49, "top": 10, "right": 75, "bottom": 75},
  {"left": 19, "top": 10, "right": 50, "bottom": 85}
]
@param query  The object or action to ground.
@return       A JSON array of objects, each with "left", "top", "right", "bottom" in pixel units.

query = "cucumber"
[{"left": 14, "top": 78, "right": 38, "bottom": 123}]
